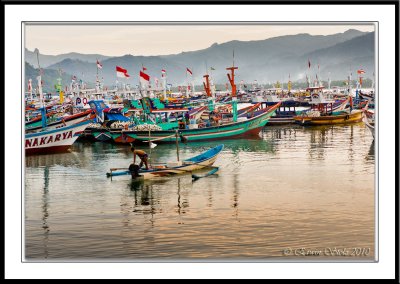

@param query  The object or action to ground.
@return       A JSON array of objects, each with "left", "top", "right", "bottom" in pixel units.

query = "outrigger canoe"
[{"left": 107, "top": 144, "right": 224, "bottom": 180}]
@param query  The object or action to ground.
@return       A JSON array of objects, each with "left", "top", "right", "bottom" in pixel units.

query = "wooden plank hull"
[
  {"left": 110, "top": 103, "right": 280, "bottom": 143},
  {"left": 108, "top": 144, "right": 224, "bottom": 180},
  {"left": 293, "top": 110, "right": 363, "bottom": 126},
  {"left": 25, "top": 120, "right": 90, "bottom": 155},
  {"left": 25, "top": 109, "right": 92, "bottom": 132}
]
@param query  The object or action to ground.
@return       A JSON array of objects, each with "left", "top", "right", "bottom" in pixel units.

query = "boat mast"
[
  {"left": 28, "top": 78, "right": 33, "bottom": 101},
  {"left": 226, "top": 50, "right": 238, "bottom": 122},
  {"left": 36, "top": 50, "right": 47, "bottom": 129},
  {"left": 162, "top": 70, "right": 167, "bottom": 100},
  {"left": 56, "top": 68, "right": 64, "bottom": 104},
  {"left": 203, "top": 73, "right": 214, "bottom": 112}
]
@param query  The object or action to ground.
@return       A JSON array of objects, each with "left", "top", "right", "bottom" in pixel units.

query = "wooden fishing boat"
[
  {"left": 111, "top": 102, "right": 280, "bottom": 143},
  {"left": 294, "top": 109, "right": 363, "bottom": 126},
  {"left": 362, "top": 112, "right": 375, "bottom": 139},
  {"left": 25, "top": 119, "right": 91, "bottom": 155},
  {"left": 107, "top": 144, "right": 223, "bottom": 180},
  {"left": 293, "top": 87, "right": 363, "bottom": 126},
  {"left": 25, "top": 109, "right": 93, "bottom": 132}
]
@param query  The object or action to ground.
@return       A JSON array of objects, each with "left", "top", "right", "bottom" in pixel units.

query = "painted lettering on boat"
[{"left": 25, "top": 130, "right": 73, "bottom": 148}]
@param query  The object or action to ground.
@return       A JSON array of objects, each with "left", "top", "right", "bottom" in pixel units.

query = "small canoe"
[{"left": 107, "top": 144, "right": 224, "bottom": 180}]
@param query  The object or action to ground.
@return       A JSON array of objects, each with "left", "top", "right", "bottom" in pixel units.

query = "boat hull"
[
  {"left": 25, "top": 109, "right": 92, "bottom": 132},
  {"left": 362, "top": 114, "right": 375, "bottom": 139},
  {"left": 25, "top": 120, "right": 90, "bottom": 155},
  {"left": 108, "top": 144, "right": 224, "bottom": 180},
  {"left": 111, "top": 103, "right": 280, "bottom": 143},
  {"left": 293, "top": 110, "right": 363, "bottom": 126}
]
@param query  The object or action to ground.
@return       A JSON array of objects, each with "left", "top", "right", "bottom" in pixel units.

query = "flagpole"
[
  {"left": 185, "top": 68, "right": 188, "bottom": 98},
  {"left": 162, "top": 70, "right": 167, "bottom": 100},
  {"left": 191, "top": 66, "right": 195, "bottom": 95},
  {"left": 36, "top": 50, "right": 47, "bottom": 129}
]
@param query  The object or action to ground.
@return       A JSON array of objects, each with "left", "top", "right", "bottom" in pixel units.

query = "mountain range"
[{"left": 25, "top": 29, "right": 375, "bottom": 92}]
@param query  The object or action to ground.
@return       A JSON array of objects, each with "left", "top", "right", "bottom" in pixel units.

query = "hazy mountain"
[
  {"left": 25, "top": 29, "right": 375, "bottom": 91},
  {"left": 25, "top": 48, "right": 112, "bottom": 68},
  {"left": 25, "top": 62, "right": 76, "bottom": 93}
]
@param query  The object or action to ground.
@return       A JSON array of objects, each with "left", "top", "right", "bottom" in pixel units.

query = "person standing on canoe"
[{"left": 130, "top": 145, "right": 149, "bottom": 170}]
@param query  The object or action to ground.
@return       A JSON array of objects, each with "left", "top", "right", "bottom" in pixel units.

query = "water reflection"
[
  {"left": 307, "top": 126, "right": 334, "bottom": 161},
  {"left": 42, "top": 166, "right": 50, "bottom": 259},
  {"left": 231, "top": 173, "right": 240, "bottom": 218},
  {"left": 25, "top": 152, "right": 83, "bottom": 168},
  {"left": 25, "top": 123, "right": 375, "bottom": 259},
  {"left": 265, "top": 125, "right": 300, "bottom": 141},
  {"left": 184, "top": 137, "right": 275, "bottom": 154},
  {"left": 365, "top": 141, "right": 375, "bottom": 162}
]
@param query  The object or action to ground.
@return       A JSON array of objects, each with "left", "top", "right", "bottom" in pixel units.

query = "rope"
[{"left": 143, "top": 133, "right": 177, "bottom": 143}]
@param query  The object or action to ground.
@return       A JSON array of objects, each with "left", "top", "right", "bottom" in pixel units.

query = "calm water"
[{"left": 24, "top": 123, "right": 375, "bottom": 260}]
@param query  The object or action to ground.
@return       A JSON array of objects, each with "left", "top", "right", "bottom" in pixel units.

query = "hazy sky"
[{"left": 25, "top": 24, "right": 375, "bottom": 56}]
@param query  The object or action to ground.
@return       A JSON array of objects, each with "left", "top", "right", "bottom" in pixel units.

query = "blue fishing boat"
[{"left": 107, "top": 144, "right": 223, "bottom": 180}]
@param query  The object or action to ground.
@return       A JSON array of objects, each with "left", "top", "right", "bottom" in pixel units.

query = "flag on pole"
[
  {"left": 142, "top": 66, "right": 147, "bottom": 71},
  {"left": 140, "top": 70, "right": 150, "bottom": 85},
  {"left": 357, "top": 69, "right": 365, "bottom": 74},
  {"left": 161, "top": 69, "right": 166, "bottom": 77},
  {"left": 116, "top": 66, "right": 129, "bottom": 78},
  {"left": 210, "top": 67, "right": 215, "bottom": 70},
  {"left": 97, "top": 60, "right": 103, "bottom": 69},
  {"left": 186, "top": 67, "right": 193, "bottom": 75}
]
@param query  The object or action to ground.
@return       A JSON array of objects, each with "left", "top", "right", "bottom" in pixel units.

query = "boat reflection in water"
[{"left": 25, "top": 123, "right": 375, "bottom": 259}]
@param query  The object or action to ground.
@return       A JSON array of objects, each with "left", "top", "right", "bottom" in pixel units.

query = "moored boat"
[
  {"left": 113, "top": 102, "right": 280, "bottom": 143},
  {"left": 107, "top": 144, "right": 224, "bottom": 180},
  {"left": 293, "top": 86, "right": 363, "bottom": 126},
  {"left": 25, "top": 119, "right": 91, "bottom": 155},
  {"left": 294, "top": 109, "right": 363, "bottom": 126},
  {"left": 362, "top": 112, "right": 375, "bottom": 139}
]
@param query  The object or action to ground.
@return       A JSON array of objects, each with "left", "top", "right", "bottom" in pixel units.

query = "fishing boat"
[
  {"left": 107, "top": 144, "right": 223, "bottom": 180},
  {"left": 362, "top": 112, "right": 375, "bottom": 139},
  {"left": 116, "top": 102, "right": 280, "bottom": 143},
  {"left": 25, "top": 120, "right": 91, "bottom": 155},
  {"left": 25, "top": 108, "right": 93, "bottom": 132},
  {"left": 293, "top": 86, "right": 363, "bottom": 126},
  {"left": 113, "top": 62, "right": 281, "bottom": 143},
  {"left": 25, "top": 51, "right": 91, "bottom": 155}
]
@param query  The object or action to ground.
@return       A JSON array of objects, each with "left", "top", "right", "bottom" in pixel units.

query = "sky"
[{"left": 25, "top": 24, "right": 375, "bottom": 57}]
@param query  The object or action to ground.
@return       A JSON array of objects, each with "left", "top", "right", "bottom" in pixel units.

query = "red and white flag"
[
  {"left": 161, "top": 69, "right": 166, "bottom": 77},
  {"left": 140, "top": 70, "right": 150, "bottom": 86},
  {"left": 186, "top": 67, "right": 193, "bottom": 75},
  {"left": 357, "top": 69, "right": 365, "bottom": 74},
  {"left": 116, "top": 66, "right": 129, "bottom": 78},
  {"left": 97, "top": 60, "right": 103, "bottom": 69},
  {"left": 142, "top": 66, "right": 147, "bottom": 71}
]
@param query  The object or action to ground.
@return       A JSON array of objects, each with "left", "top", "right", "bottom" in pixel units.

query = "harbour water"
[{"left": 24, "top": 123, "right": 375, "bottom": 260}]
